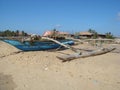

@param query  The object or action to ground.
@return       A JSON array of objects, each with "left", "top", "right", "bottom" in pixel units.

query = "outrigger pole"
[{"left": 42, "top": 37, "right": 81, "bottom": 54}]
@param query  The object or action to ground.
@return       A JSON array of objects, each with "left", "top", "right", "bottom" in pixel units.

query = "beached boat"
[{"left": 3, "top": 39, "right": 74, "bottom": 51}]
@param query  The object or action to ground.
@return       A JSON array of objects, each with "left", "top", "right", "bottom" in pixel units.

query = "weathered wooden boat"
[{"left": 3, "top": 39, "right": 74, "bottom": 51}]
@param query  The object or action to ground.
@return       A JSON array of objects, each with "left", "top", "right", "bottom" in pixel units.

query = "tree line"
[
  {"left": 75, "top": 29, "right": 115, "bottom": 39},
  {"left": 0, "top": 29, "right": 115, "bottom": 39},
  {"left": 0, "top": 30, "right": 28, "bottom": 37},
  {"left": 88, "top": 29, "right": 115, "bottom": 39}
]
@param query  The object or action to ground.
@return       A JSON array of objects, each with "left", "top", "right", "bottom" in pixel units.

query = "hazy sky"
[{"left": 0, "top": 0, "right": 120, "bottom": 36}]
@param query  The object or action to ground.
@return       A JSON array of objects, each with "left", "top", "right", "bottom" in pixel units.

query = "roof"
[
  {"left": 59, "top": 32, "right": 69, "bottom": 35},
  {"left": 43, "top": 31, "right": 69, "bottom": 36},
  {"left": 79, "top": 31, "right": 93, "bottom": 35},
  {"left": 43, "top": 31, "right": 53, "bottom": 36}
]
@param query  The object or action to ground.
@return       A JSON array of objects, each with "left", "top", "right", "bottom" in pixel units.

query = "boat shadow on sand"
[{"left": 0, "top": 73, "right": 17, "bottom": 90}]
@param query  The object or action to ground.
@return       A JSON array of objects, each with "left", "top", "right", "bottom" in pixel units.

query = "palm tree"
[
  {"left": 16, "top": 30, "right": 19, "bottom": 36},
  {"left": 51, "top": 29, "right": 59, "bottom": 39},
  {"left": 106, "top": 32, "right": 114, "bottom": 39},
  {"left": 88, "top": 29, "right": 98, "bottom": 39}
]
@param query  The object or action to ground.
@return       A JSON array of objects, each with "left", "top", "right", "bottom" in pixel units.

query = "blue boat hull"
[{"left": 3, "top": 39, "right": 74, "bottom": 51}]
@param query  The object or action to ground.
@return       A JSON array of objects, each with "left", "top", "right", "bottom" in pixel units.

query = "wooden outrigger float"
[{"left": 57, "top": 47, "right": 116, "bottom": 62}]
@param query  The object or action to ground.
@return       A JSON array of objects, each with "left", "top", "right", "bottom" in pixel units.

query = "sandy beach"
[{"left": 0, "top": 40, "right": 120, "bottom": 90}]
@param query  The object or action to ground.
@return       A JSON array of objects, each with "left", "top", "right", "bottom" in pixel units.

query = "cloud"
[
  {"left": 117, "top": 12, "right": 120, "bottom": 21},
  {"left": 118, "top": 12, "right": 120, "bottom": 16},
  {"left": 50, "top": 24, "right": 62, "bottom": 29},
  {"left": 54, "top": 24, "right": 62, "bottom": 28}
]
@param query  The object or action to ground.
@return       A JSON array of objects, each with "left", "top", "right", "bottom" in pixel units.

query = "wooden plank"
[{"left": 57, "top": 47, "right": 116, "bottom": 62}]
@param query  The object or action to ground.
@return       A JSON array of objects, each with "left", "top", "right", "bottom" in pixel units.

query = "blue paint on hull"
[{"left": 3, "top": 39, "right": 74, "bottom": 51}]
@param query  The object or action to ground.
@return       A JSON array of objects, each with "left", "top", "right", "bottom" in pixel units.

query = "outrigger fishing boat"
[
  {"left": 3, "top": 39, "right": 74, "bottom": 51},
  {"left": 1, "top": 37, "right": 116, "bottom": 61}
]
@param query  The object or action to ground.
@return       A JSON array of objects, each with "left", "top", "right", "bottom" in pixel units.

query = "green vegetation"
[
  {"left": 0, "top": 29, "right": 115, "bottom": 39},
  {"left": 0, "top": 30, "right": 28, "bottom": 37},
  {"left": 88, "top": 29, "right": 115, "bottom": 39},
  {"left": 105, "top": 32, "right": 115, "bottom": 39},
  {"left": 88, "top": 29, "right": 98, "bottom": 39}
]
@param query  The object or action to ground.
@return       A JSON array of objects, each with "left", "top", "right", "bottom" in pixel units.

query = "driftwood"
[
  {"left": 42, "top": 37, "right": 81, "bottom": 54},
  {"left": 57, "top": 47, "right": 116, "bottom": 62}
]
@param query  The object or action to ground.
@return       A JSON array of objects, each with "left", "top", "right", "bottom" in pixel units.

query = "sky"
[{"left": 0, "top": 0, "right": 120, "bottom": 36}]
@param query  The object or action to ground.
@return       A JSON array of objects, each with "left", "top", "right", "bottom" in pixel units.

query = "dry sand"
[{"left": 0, "top": 40, "right": 120, "bottom": 90}]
